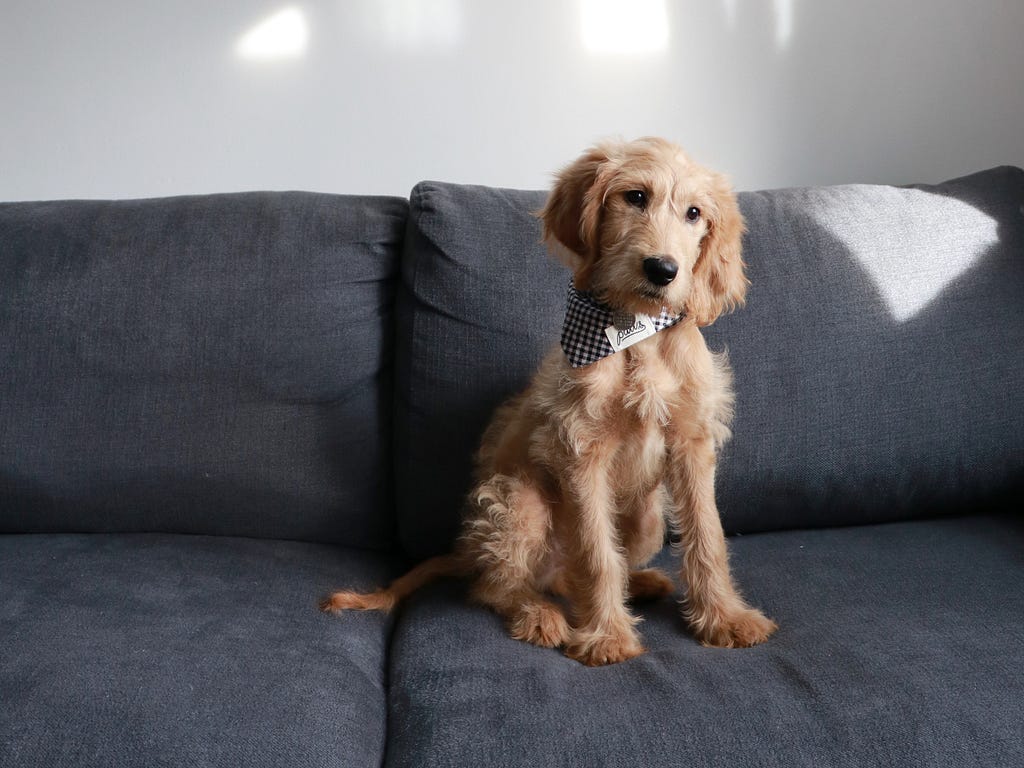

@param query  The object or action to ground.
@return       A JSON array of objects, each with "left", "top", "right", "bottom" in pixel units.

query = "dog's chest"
[
  {"left": 620, "top": 349, "right": 679, "bottom": 427},
  {"left": 611, "top": 357, "right": 680, "bottom": 488}
]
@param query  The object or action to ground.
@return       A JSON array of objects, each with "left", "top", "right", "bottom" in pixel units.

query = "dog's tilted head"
[{"left": 539, "top": 137, "right": 748, "bottom": 325}]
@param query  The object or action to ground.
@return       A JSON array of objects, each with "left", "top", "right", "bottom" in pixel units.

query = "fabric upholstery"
[
  {"left": 394, "top": 183, "right": 558, "bottom": 556},
  {"left": 4, "top": 168, "right": 1022, "bottom": 768},
  {"left": 708, "top": 166, "right": 1024, "bottom": 533},
  {"left": 0, "top": 193, "right": 407, "bottom": 547},
  {"left": 0, "top": 533, "right": 397, "bottom": 768},
  {"left": 384, "top": 515, "right": 1024, "bottom": 768},
  {"left": 395, "top": 169, "right": 1024, "bottom": 557}
]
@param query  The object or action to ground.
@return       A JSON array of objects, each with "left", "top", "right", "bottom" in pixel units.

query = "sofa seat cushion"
[
  {"left": 384, "top": 515, "right": 1024, "bottom": 768},
  {"left": 0, "top": 533, "right": 397, "bottom": 768}
]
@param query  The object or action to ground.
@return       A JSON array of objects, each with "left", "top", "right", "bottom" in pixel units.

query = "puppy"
[{"left": 322, "top": 137, "right": 776, "bottom": 666}]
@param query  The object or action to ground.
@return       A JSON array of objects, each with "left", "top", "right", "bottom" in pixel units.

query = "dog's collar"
[{"left": 560, "top": 282, "right": 685, "bottom": 368}]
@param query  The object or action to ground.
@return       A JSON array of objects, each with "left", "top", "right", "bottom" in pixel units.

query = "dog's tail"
[{"left": 319, "top": 554, "right": 462, "bottom": 614}]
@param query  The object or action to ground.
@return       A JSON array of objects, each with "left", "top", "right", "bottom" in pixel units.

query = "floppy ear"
[
  {"left": 537, "top": 145, "right": 616, "bottom": 287},
  {"left": 687, "top": 174, "right": 748, "bottom": 326}
]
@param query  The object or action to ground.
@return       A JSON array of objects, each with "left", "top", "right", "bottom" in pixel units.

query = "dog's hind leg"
[{"left": 461, "top": 474, "right": 571, "bottom": 649}]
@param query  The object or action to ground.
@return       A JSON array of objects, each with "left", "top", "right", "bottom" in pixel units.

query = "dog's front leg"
[
  {"left": 561, "top": 450, "right": 645, "bottom": 666},
  {"left": 668, "top": 435, "right": 777, "bottom": 648}
]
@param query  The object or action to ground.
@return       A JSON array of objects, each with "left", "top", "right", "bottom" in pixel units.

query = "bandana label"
[
  {"left": 560, "top": 282, "right": 685, "bottom": 368},
  {"left": 604, "top": 314, "right": 656, "bottom": 352}
]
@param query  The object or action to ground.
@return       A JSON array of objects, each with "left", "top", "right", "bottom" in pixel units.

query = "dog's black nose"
[{"left": 642, "top": 256, "right": 678, "bottom": 286}]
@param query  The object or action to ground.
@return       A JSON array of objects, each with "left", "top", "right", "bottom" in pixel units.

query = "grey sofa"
[{"left": 2, "top": 166, "right": 1022, "bottom": 768}]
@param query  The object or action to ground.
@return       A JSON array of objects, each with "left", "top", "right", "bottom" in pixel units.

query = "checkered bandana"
[{"left": 559, "top": 282, "right": 686, "bottom": 368}]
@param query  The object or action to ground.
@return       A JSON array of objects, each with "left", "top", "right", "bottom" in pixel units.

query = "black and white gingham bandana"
[{"left": 559, "top": 282, "right": 685, "bottom": 368}]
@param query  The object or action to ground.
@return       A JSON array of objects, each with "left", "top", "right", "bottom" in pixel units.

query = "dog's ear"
[
  {"left": 687, "top": 174, "right": 748, "bottom": 326},
  {"left": 537, "top": 144, "right": 616, "bottom": 285}
]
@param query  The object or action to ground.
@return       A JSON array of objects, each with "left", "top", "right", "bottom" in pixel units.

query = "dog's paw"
[
  {"left": 565, "top": 630, "right": 645, "bottom": 666},
  {"left": 628, "top": 568, "right": 676, "bottom": 602},
  {"left": 694, "top": 606, "right": 777, "bottom": 648},
  {"left": 509, "top": 602, "right": 572, "bottom": 648}
]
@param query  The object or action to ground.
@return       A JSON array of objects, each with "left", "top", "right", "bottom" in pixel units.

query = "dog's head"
[{"left": 539, "top": 137, "right": 747, "bottom": 325}]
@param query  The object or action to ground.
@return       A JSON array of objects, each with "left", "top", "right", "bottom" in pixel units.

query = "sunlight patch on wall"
[
  {"left": 581, "top": 0, "right": 669, "bottom": 55},
  {"left": 721, "top": 0, "right": 737, "bottom": 28},
  {"left": 817, "top": 190, "right": 998, "bottom": 323},
  {"left": 718, "top": 0, "right": 794, "bottom": 49},
  {"left": 361, "top": 0, "right": 462, "bottom": 50},
  {"left": 236, "top": 6, "right": 309, "bottom": 61},
  {"left": 772, "top": 0, "right": 794, "bottom": 49}
]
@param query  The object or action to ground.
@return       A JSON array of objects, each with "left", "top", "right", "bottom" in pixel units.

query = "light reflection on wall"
[
  {"left": 720, "top": 0, "right": 795, "bottom": 50},
  {"left": 773, "top": 0, "right": 794, "bottom": 50},
  {"left": 580, "top": 0, "right": 669, "bottom": 55},
  {"left": 359, "top": 0, "right": 463, "bottom": 50},
  {"left": 235, "top": 6, "right": 309, "bottom": 61}
]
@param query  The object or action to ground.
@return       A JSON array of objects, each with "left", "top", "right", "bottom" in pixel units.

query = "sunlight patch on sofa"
[{"left": 816, "top": 189, "right": 998, "bottom": 323}]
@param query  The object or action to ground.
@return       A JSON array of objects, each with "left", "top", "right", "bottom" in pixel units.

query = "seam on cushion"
[{"left": 394, "top": 183, "right": 429, "bottom": 560}]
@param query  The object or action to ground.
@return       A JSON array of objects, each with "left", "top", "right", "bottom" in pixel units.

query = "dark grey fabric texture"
[
  {"left": 0, "top": 533, "right": 397, "bottom": 768},
  {"left": 394, "top": 182, "right": 559, "bottom": 557},
  {"left": 395, "top": 169, "right": 1024, "bottom": 557},
  {"left": 0, "top": 193, "right": 407, "bottom": 547},
  {"left": 708, "top": 166, "right": 1024, "bottom": 533},
  {"left": 384, "top": 515, "right": 1024, "bottom": 768}
]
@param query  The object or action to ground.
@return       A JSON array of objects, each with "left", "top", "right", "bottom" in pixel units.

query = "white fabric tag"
[{"left": 604, "top": 313, "right": 657, "bottom": 352}]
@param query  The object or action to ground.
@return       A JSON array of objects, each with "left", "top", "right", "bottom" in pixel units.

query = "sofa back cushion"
[
  {"left": 0, "top": 192, "right": 406, "bottom": 548},
  {"left": 395, "top": 168, "right": 1023, "bottom": 558},
  {"left": 393, "top": 183, "right": 558, "bottom": 557}
]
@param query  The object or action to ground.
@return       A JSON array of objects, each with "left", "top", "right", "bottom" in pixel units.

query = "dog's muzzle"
[{"left": 643, "top": 256, "right": 679, "bottom": 286}]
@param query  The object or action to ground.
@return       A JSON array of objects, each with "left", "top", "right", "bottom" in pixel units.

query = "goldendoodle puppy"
[{"left": 323, "top": 137, "right": 776, "bottom": 666}]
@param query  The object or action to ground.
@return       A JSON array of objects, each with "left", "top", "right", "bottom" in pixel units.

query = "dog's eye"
[
  {"left": 685, "top": 206, "right": 701, "bottom": 222},
  {"left": 624, "top": 190, "right": 648, "bottom": 210}
]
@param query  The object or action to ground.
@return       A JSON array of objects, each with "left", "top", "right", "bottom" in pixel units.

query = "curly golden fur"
[{"left": 322, "top": 137, "right": 776, "bottom": 666}]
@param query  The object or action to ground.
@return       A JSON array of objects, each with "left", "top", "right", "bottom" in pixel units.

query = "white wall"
[{"left": 3, "top": 0, "right": 1022, "bottom": 201}]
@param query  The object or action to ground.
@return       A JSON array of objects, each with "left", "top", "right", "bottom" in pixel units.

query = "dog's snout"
[{"left": 642, "top": 256, "right": 679, "bottom": 286}]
